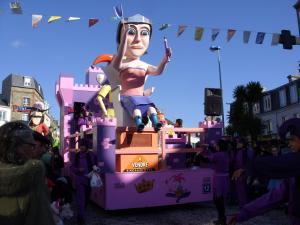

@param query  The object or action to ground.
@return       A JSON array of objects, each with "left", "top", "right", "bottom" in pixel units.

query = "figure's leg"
[
  {"left": 133, "top": 109, "right": 145, "bottom": 131},
  {"left": 148, "top": 107, "right": 162, "bottom": 131},
  {"left": 97, "top": 84, "right": 111, "bottom": 117}
]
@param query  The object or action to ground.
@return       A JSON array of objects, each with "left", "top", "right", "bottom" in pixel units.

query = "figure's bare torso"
[{"left": 119, "top": 59, "right": 148, "bottom": 96}]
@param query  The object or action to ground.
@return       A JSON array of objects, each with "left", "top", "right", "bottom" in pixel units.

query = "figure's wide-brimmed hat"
[{"left": 278, "top": 118, "right": 300, "bottom": 140}]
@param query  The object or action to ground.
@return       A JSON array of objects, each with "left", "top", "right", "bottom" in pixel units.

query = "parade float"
[{"left": 55, "top": 13, "right": 214, "bottom": 210}]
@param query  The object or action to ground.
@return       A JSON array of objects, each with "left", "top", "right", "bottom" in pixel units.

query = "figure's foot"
[
  {"left": 137, "top": 123, "right": 145, "bottom": 132},
  {"left": 154, "top": 122, "right": 162, "bottom": 132}
]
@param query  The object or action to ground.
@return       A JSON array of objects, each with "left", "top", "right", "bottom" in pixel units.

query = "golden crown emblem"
[{"left": 135, "top": 179, "right": 155, "bottom": 193}]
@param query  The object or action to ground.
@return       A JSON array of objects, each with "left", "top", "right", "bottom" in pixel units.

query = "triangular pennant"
[
  {"left": 271, "top": 33, "right": 280, "bottom": 46},
  {"left": 194, "top": 27, "right": 204, "bottom": 41},
  {"left": 255, "top": 32, "right": 265, "bottom": 44},
  {"left": 113, "top": 4, "right": 123, "bottom": 19},
  {"left": 67, "top": 17, "right": 80, "bottom": 22},
  {"left": 227, "top": 29, "right": 236, "bottom": 42},
  {"left": 89, "top": 18, "right": 99, "bottom": 27},
  {"left": 159, "top": 24, "right": 170, "bottom": 31},
  {"left": 32, "top": 14, "right": 43, "bottom": 28},
  {"left": 48, "top": 16, "right": 62, "bottom": 23},
  {"left": 243, "top": 31, "right": 251, "bottom": 43},
  {"left": 177, "top": 25, "right": 187, "bottom": 37},
  {"left": 211, "top": 28, "right": 220, "bottom": 41}
]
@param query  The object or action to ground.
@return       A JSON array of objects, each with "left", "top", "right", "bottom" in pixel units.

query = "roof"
[{"left": 3, "top": 74, "right": 44, "bottom": 98}]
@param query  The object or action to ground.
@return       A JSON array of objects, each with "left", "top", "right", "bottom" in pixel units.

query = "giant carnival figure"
[{"left": 110, "top": 14, "right": 172, "bottom": 131}]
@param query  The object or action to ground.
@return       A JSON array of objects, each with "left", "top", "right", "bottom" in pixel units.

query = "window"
[
  {"left": 282, "top": 116, "right": 287, "bottom": 123},
  {"left": 23, "top": 97, "right": 30, "bottom": 106},
  {"left": 263, "top": 95, "right": 271, "bottom": 111},
  {"left": 289, "top": 84, "right": 298, "bottom": 104},
  {"left": 23, "top": 77, "right": 31, "bottom": 87},
  {"left": 0, "top": 111, "right": 6, "bottom": 121},
  {"left": 21, "top": 113, "right": 29, "bottom": 121},
  {"left": 279, "top": 89, "right": 287, "bottom": 107},
  {"left": 265, "top": 120, "right": 273, "bottom": 134},
  {"left": 253, "top": 102, "right": 260, "bottom": 114}
]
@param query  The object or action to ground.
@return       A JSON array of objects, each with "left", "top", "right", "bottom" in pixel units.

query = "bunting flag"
[
  {"left": 32, "top": 14, "right": 43, "bottom": 28},
  {"left": 48, "top": 16, "right": 62, "bottom": 23},
  {"left": 89, "top": 18, "right": 99, "bottom": 27},
  {"left": 67, "top": 17, "right": 80, "bottom": 22},
  {"left": 271, "top": 33, "right": 280, "bottom": 46},
  {"left": 243, "top": 31, "right": 251, "bottom": 43},
  {"left": 211, "top": 28, "right": 220, "bottom": 41},
  {"left": 159, "top": 23, "right": 170, "bottom": 31},
  {"left": 194, "top": 27, "right": 204, "bottom": 41},
  {"left": 227, "top": 29, "right": 236, "bottom": 42},
  {"left": 177, "top": 25, "right": 187, "bottom": 37},
  {"left": 255, "top": 32, "right": 265, "bottom": 44},
  {"left": 113, "top": 4, "right": 123, "bottom": 19}
]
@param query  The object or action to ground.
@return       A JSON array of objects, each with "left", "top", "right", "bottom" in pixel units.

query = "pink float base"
[{"left": 91, "top": 168, "right": 214, "bottom": 210}]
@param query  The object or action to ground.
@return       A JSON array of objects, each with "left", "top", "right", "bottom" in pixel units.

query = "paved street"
[{"left": 65, "top": 201, "right": 289, "bottom": 225}]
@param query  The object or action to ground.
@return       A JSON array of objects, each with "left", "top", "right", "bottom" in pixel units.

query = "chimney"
[{"left": 287, "top": 75, "right": 300, "bottom": 82}]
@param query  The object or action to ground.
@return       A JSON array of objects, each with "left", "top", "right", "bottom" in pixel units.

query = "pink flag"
[
  {"left": 177, "top": 25, "right": 187, "bottom": 37},
  {"left": 227, "top": 29, "right": 236, "bottom": 42},
  {"left": 89, "top": 18, "right": 99, "bottom": 27}
]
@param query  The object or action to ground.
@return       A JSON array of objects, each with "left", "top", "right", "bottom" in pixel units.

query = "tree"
[{"left": 228, "top": 81, "right": 264, "bottom": 140}]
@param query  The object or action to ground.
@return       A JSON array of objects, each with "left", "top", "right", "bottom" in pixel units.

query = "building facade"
[
  {"left": 255, "top": 75, "right": 300, "bottom": 136},
  {"left": 1, "top": 74, "right": 58, "bottom": 133},
  {"left": 0, "top": 97, "right": 11, "bottom": 126}
]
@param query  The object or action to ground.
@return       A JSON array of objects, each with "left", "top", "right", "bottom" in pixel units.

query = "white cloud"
[{"left": 11, "top": 40, "right": 24, "bottom": 48}]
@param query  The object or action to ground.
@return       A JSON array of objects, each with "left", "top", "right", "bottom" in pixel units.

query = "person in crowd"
[
  {"left": 112, "top": 14, "right": 172, "bottom": 131},
  {"left": 70, "top": 138, "right": 97, "bottom": 225},
  {"left": 231, "top": 138, "right": 251, "bottom": 208},
  {"left": 0, "top": 121, "right": 55, "bottom": 225},
  {"left": 266, "top": 141, "right": 282, "bottom": 191},
  {"left": 199, "top": 139, "right": 230, "bottom": 225},
  {"left": 28, "top": 102, "right": 49, "bottom": 136},
  {"left": 228, "top": 118, "right": 300, "bottom": 225}
]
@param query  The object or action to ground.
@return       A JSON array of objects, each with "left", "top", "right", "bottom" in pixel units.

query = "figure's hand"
[
  {"left": 166, "top": 47, "right": 172, "bottom": 59},
  {"left": 228, "top": 215, "right": 238, "bottom": 225},
  {"left": 232, "top": 169, "right": 245, "bottom": 180}
]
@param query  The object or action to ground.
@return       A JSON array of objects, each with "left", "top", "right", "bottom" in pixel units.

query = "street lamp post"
[
  {"left": 294, "top": 0, "right": 300, "bottom": 36},
  {"left": 209, "top": 46, "right": 225, "bottom": 135}
]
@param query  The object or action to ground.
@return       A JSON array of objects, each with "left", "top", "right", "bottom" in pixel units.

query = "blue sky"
[{"left": 0, "top": 0, "right": 299, "bottom": 127}]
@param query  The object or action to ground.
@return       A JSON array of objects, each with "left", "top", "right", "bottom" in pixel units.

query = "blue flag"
[{"left": 255, "top": 32, "right": 265, "bottom": 44}]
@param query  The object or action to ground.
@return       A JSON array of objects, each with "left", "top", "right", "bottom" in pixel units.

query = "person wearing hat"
[
  {"left": 28, "top": 102, "right": 49, "bottom": 136},
  {"left": 0, "top": 121, "right": 55, "bottom": 225},
  {"left": 228, "top": 118, "right": 300, "bottom": 225},
  {"left": 112, "top": 14, "right": 172, "bottom": 131}
]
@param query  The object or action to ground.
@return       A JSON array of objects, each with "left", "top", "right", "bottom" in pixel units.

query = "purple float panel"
[
  {"left": 90, "top": 168, "right": 214, "bottom": 210},
  {"left": 165, "top": 138, "right": 187, "bottom": 169},
  {"left": 93, "top": 118, "right": 117, "bottom": 173}
]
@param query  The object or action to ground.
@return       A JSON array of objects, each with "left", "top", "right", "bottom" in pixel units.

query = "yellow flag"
[
  {"left": 194, "top": 27, "right": 204, "bottom": 41},
  {"left": 48, "top": 16, "right": 62, "bottom": 23}
]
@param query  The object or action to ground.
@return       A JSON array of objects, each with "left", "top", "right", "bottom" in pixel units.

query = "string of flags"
[{"left": 5, "top": 1, "right": 300, "bottom": 48}]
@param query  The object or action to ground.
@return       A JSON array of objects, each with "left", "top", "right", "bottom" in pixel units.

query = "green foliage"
[{"left": 227, "top": 81, "right": 264, "bottom": 140}]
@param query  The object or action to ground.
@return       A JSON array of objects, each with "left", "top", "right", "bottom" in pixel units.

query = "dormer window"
[{"left": 23, "top": 77, "right": 31, "bottom": 87}]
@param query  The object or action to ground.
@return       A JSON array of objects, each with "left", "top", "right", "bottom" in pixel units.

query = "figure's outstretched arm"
[
  {"left": 112, "top": 26, "right": 128, "bottom": 71},
  {"left": 147, "top": 47, "right": 172, "bottom": 76}
]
